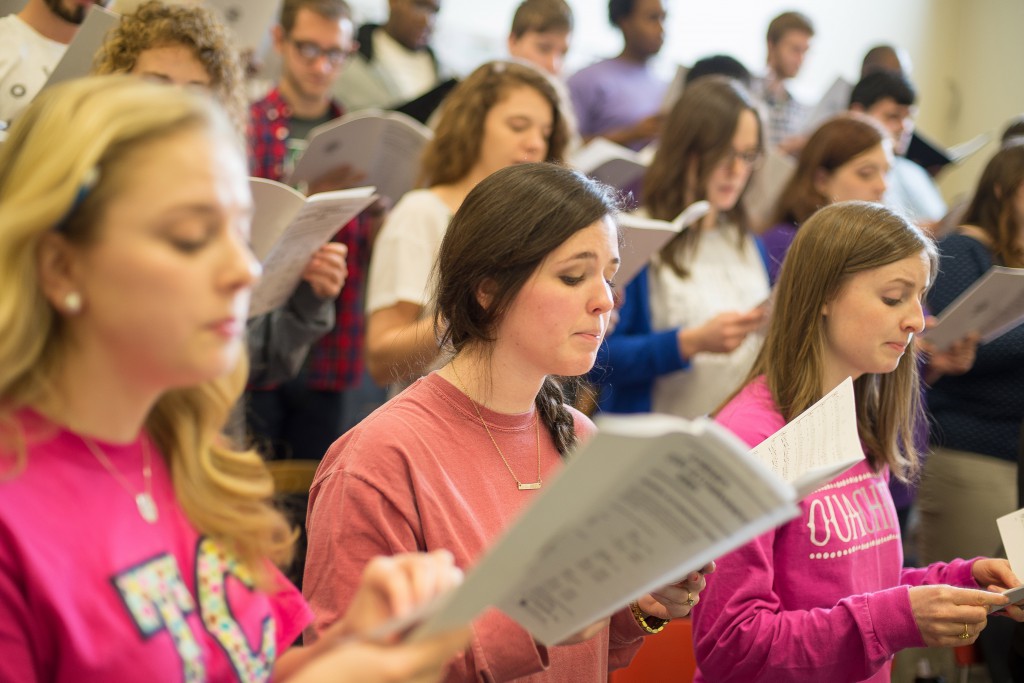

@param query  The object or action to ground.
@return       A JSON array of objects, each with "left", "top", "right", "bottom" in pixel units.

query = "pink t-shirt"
[
  {"left": 0, "top": 410, "right": 311, "bottom": 682},
  {"left": 692, "top": 377, "right": 978, "bottom": 682},
  {"left": 304, "top": 373, "right": 645, "bottom": 682}
]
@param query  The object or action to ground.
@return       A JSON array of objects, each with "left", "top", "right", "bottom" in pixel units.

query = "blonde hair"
[
  {"left": 92, "top": 0, "right": 248, "bottom": 132},
  {"left": 0, "top": 76, "right": 291, "bottom": 581},
  {"left": 419, "top": 61, "right": 568, "bottom": 187},
  {"left": 736, "top": 202, "right": 937, "bottom": 481}
]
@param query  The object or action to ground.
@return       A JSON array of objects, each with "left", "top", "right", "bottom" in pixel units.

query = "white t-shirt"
[
  {"left": 0, "top": 15, "right": 66, "bottom": 125},
  {"left": 885, "top": 155, "right": 947, "bottom": 224},
  {"left": 648, "top": 222, "right": 769, "bottom": 418},
  {"left": 365, "top": 188, "right": 452, "bottom": 315},
  {"left": 372, "top": 29, "right": 437, "bottom": 103}
]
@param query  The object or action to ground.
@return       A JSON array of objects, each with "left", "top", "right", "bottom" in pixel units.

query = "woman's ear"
[
  {"left": 36, "top": 232, "right": 86, "bottom": 315},
  {"left": 812, "top": 167, "right": 831, "bottom": 196},
  {"left": 476, "top": 278, "right": 498, "bottom": 310}
]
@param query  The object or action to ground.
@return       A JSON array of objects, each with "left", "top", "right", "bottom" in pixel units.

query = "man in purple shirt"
[{"left": 567, "top": 0, "right": 667, "bottom": 151}]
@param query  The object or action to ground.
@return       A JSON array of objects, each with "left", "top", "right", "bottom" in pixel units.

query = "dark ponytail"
[{"left": 535, "top": 376, "right": 578, "bottom": 457}]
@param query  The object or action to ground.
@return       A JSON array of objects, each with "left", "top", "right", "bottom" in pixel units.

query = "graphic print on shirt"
[
  {"left": 111, "top": 553, "right": 205, "bottom": 682},
  {"left": 111, "top": 539, "right": 277, "bottom": 682},
  {"left": 196, "top": 537, "right": 276, "bottom": 681},
  {"left": 805, "top": 470, "right": 900, "bottom": 559}
]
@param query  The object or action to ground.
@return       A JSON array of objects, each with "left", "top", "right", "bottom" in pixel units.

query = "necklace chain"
[
  {"left": 450, "top": 364, "right": 542, "bottom": 491},
  {"left": 79, "top": 433, "right": 159, "bottom": 524}
]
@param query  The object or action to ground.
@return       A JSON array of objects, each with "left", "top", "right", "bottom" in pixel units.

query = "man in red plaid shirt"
[{"left": 247, "top": 0, "right": 383, "bottom": 461}]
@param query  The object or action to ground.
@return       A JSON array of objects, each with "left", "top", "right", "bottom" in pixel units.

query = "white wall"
[{"left": 931, "top": 0, "right": 1024, "bottom": 204}]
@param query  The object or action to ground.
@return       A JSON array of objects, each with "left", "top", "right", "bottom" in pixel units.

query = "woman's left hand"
[
  {"left": 636, "top": 561, "right": 715, "bottom": 620},
  {"left": 972, "top": 558, "right": 1024, "bottom": 621},
  {"left": 918, "top": 318, "right": 979, "bottom": 383},
  {"left": 302, "top": 242, "right": 348, "bottom": 299}
]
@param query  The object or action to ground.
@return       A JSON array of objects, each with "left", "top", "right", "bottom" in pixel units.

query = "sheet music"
[
  {"left": 924, "top": 266, "right": 1024, "bottom": 350},
  {"left": 998, "top": 508, "right": 1024, "bottom": 581},
  {"left": 249, "top": 178, "right": 306, "bottom": 261},
  {"left": 42, "top": 5, "right": 120, "bottom": 90},
  {"left": 411, "top": 414, "right": 798, "bottom": 646},
  {"left": 750, "top": 377, "right": 864, "bottom": 497},
  {"left": 248, "top": 183, "right": 376, "bottom": 318},
  {"left": 615, "top": 201, "right": 710, "bottom": 285},
  {"left": 202, "top": 0, "right": 281, "bottom": 52},
  {"left": 569, "top": 137, "right": 647, "bottom": 191},
  {"left": 288, "top": 110, "right": 432, "bottom": 202},
  {"left": 801, "top": 75, "right": 853, "bottom": 135}
]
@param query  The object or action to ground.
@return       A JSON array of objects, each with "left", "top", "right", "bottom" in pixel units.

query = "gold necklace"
[
  {"left": 450, "top": 364, "right": 542, "bottom": 491},
  {"left": 79, "top": 433, "right": 159, "bottom": 524}
]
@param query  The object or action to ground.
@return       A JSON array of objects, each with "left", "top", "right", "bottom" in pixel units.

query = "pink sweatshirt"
[
  {"left": 693, "top": 377, "right": 978, "bottom": 682},
  {"left": 304, "top": 373, "right": 646, "bottom": 682}
]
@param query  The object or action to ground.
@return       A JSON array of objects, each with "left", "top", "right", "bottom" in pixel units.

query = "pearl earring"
[{"left": 64, "top": 292, "right": 82, "bottom": 314}]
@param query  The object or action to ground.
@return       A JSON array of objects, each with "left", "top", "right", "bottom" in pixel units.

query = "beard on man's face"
[{"left": 44, "top": 0, "right": 106, "bottom": 25}]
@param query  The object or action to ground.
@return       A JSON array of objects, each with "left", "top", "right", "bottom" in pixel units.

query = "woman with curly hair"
[
  {"left": 92, "top": 0, "right": 247, "bottom": 130},
  {"left": 93, "top": 0, "right": 351, "bottom": 396}
]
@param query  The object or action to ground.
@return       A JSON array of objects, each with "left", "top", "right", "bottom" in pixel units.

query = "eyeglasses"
[
  {"left": 719, "top": 148, "right": 763, "bottom": 169},
  {"left": 287, "top": 39, "right": 350, "bottom": 66}
]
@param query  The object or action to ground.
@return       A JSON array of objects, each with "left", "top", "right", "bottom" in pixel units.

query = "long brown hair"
[
  {"left": 418, "top": 61, "right": 568, "bottom": 187},
  {"left": 738, "top": 201, "right": 937, "bottom": 481},
  {"left": 772, "top": 114, "right": 887, "bottom": 225},
  {"left": 961, "top": 140, "right": 1024, "bottom": 268},
  {"left": 433, "top": 163, "right": 620, "bottom": 456},
  {"left": 643, "top": 76, "right": 761, "bottom": 278}
]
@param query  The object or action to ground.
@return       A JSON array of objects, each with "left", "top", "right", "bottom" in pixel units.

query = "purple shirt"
[
  {"left": 567, "top": 57, "right": 667, "bottom": 151},
  {"left": 760, "top": 221, "right": 798, "bottom": 285}
]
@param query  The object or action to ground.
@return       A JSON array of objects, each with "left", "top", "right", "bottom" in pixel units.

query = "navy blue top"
[{"left": 926, "top": 234, "right": 1024, "bottom": 462}]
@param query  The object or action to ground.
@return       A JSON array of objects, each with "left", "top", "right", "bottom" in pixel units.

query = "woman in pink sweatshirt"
[{"left": 692, "top": 201, "right": 1024, "bottom": 682}]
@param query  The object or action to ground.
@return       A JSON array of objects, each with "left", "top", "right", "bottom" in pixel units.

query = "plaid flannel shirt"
[
  {"left": 248, "top": 88, "right": 370, "bottom": 391},
  {"left": 755, "top": 74, "right": 808, "bottom": 150}
]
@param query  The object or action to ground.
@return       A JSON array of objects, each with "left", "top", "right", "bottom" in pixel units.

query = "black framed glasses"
[
  {"left": 718, "top": 148, "right": 764, "bottom": 169},
  {"left": 287, "top": 39, "right": 349, "bottom": 66}
]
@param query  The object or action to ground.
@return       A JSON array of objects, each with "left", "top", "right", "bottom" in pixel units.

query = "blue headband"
[{"left": 53, "top": 167, "right": 100, "bottom": 234}]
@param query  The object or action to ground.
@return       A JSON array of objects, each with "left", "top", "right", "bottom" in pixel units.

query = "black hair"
[
  {"left": 608, "top": 0, "right": 635, "bottom": 27},
  {"left": 685, "top": 55, "right": 751, "bottom": 88},
  {"left": 849, "top": 70, "right": 916, "bottom": 110}
]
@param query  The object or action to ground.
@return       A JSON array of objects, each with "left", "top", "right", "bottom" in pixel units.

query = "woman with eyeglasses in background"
[{"left": 593, "top": 76, "right": 769, "bottom": 418}]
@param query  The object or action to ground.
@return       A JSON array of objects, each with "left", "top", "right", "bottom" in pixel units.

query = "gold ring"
[
  {"left": 684, "top": 591, "right": 696, "bottom": 607},
  {"left": 960, "top": 623, "right": 971, "bottom": 640}
]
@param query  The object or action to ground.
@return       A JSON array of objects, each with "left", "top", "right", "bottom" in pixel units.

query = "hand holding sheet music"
[
  {"left": 407, "top": 412, "right": 799, "bottom": 645},
  {"left": 248, "top": 178, "right": 377, "bottom": 318},
  {"left": 361, "top": 377, "right": 864, "bottom": 647},
  {"left": 922, "top": 266, "right": 1024, "bottom": 350}
]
